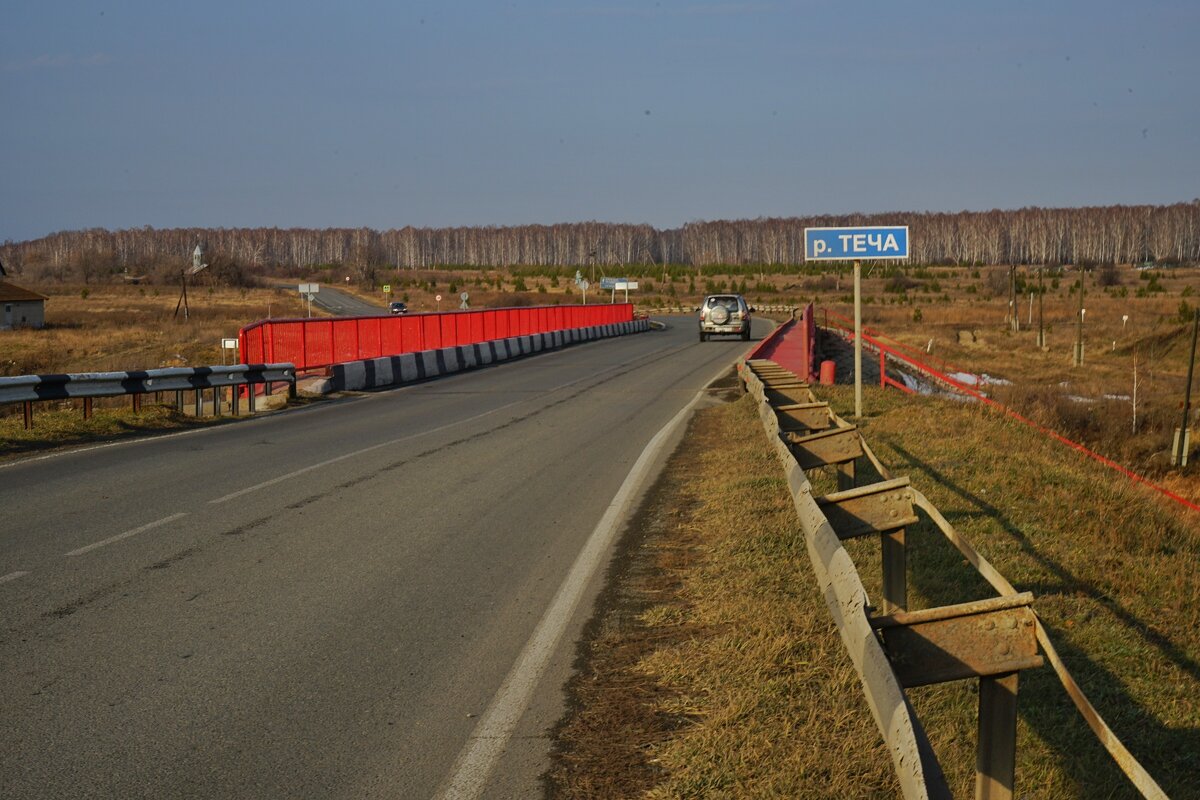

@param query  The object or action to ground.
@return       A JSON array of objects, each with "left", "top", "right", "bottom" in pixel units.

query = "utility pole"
[
  {"left": 1009, "top": 265, "right": 1019, "bottom": 332},
  {"left": 1073, "top": 272, "right": 1085, "bottom": 367},
  {"left": 1037, "top": 268, "right": 1045, "bottom": 348},
  {"left": 1173, "top": 309, "right": 1199, "bottom": 467}
]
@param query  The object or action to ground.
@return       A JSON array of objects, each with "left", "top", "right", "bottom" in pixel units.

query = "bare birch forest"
[{"left": 3, "top": 202, "right": 1198, "bottom": 283}]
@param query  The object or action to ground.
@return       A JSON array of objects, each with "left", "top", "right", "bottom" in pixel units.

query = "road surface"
[
  {"left": 280, "top": 281, "right": 385, "bottom": 316},
  {"left": 0, "top": 317, "right": 768, "bottom": 799}
]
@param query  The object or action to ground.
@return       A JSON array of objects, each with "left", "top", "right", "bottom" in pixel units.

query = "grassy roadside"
[
  {"left": 546, "top": 381, "right": 1200, "bottom": 798},
  {"left": 546, "top": 392, "right": 900, "bottom": 798}
]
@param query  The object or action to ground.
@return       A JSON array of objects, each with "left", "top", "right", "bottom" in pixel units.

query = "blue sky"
[{"left": 3, "top": 1, "right": 1197, "bottom": 242}]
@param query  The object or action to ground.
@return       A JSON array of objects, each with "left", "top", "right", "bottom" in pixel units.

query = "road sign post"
[
  {"left": 805, "top": 227, "right": 910, "bottom": 419},
  {"left": 298, "top": 283, "right": 319, "bottom": 318}
]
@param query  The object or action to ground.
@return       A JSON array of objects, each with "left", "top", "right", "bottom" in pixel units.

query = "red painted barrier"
[
  {"left": 747, "top": 303, "right": 818, "bottom": 381},
  {"left": 239, "top": 304, "right": 634, "bottom": 372}
]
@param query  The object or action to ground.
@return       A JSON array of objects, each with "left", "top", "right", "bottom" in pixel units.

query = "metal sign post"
[
  {"left": 298, "top": 283, "right": 319, "bottom": 318},
  {"left": 805, "top": 226, "right": 910, "bottom": 419},
  {"left": 220, "top": 338, "right": 238, "bottom": 366}
]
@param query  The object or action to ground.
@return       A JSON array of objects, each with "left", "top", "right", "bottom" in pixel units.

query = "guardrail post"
[
  {"left": 881, "top": 528, "right": 907, "bottom": 613},
  {"left": 248, "top": 384, "right": 257, "bottom": 414},
  {"left": 23, "top": 400, "right": 33, "bottom": 430},
  {"left": 289, "top": 376, "right": 298, "bottom": 400},
  {"left": 212, "top": 387, "right": 221, "bottom": 417},
  {"left": 175, "top": 390, "right": 184, "bottom": 411},
  {"left": 232, "top": 385, "right": 240, "bottom": 416},
  {"left": 132, "top": 393, "right": 142, "bottom": 414},
  {"left": 837, "top": 460, "right": 856, "bottom": 491},
  {"left": 83, "top": 397, "right": 93, "bottom": 421},
  {"left": 194, "top": 389, "right": 202, "bottom": 417},
  {"left": 977, "top": 672, "right": 1019, "bottom": 800}
]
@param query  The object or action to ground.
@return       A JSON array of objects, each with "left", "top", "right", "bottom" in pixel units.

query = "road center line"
[
  {"left": 208, "top": 345, "right": 685, "bottom": 506},
  {"left": 433, "top": 387, "right": 709, "bottom": 800},
  {"left": 0, "top": 571, "right": 31, "bottom": 585},
  {"left": 65, "top": 512, "right": 189, "bottom": 557}
]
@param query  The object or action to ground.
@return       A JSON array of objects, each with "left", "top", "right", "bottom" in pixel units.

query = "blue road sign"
[
  {"left": 599, "top": 277, "right": 620, "bottom": 290},
  {"left": 804, "top": 226, "right": 909, "bottom": 261}
]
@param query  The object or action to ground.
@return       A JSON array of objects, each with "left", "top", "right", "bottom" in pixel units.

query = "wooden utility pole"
[
  {"left": 1173, "top": 309, "right": 1199, "bottom": 467},
  {"left": 1009, "top": 266, "right": 1019, "bottom": 332},
  {"left": 1073, "top": 273, "right": 1085, "bottom": 366},
  {"left": 173, "top": 271, "right": 190, "bottom": 320},
  {"left": 1037, "top": 268, "right": 1045, "bottom": 348}
]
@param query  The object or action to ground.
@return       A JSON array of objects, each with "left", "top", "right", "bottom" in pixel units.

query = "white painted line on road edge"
[
  {"left": 434, "top": 388, "right": 708, "bottom": 800},
  {"left": 65, "top": 512, "right": 189, "bottom": 557},
  {"left": 0, "top": 570, "right": 31, "bottom": 585}
]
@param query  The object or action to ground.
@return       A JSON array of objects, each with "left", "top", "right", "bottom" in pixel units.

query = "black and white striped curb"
[
  {"left": 325, "top": 320, "right": 650, "bottom": 393},
  {"left": 0, "top": 363, "right": 296, "bottom": 404}
]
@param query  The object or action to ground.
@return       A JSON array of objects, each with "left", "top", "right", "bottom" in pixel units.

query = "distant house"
[{"left": 0, "top": 281, "right": 48, "bottom": 330}]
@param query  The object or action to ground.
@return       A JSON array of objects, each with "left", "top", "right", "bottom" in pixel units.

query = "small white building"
[{"left": 0, "top": 281, "right": 48, "bottom": 330}]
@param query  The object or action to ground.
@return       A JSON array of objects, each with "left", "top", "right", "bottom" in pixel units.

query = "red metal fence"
[
  {"left": 239, "top": 304, "right": 634, "bottom": 371},
  {"left": 745, "top": 303, "right": 817, "bottom": 381}
]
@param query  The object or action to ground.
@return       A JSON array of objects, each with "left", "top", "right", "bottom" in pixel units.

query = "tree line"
[{"left": 3, "top": 202, "right": 1197, "bottom": 283}]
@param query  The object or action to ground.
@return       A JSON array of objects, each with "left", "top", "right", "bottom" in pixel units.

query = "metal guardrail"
[
  {"left": 641, "top": 304, "right": 800, "bottom": 315},
  {"left": 741, "top": 357, "right": 1169, "bottom": 799},
  {"left": 0, "top": 363, "right": 296, "bottom": 430}
]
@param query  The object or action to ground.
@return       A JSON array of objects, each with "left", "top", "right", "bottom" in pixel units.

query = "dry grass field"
[{"left": 0, "top": 283, "right": 308, "bottom": 376}]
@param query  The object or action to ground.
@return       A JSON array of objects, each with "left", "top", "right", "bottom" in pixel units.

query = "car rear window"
[{"left": 708, "top": 296, "right": 738, "bottom": 308}]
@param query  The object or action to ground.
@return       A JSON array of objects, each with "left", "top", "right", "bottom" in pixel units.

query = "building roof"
[{"left": 0, "top": 281, "right": 49, "bottom": 303}]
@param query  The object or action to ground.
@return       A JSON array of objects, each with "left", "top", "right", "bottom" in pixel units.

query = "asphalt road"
[
  {"left": 0, "top": 318, "right": 768, "bottom": 799},
  {"left": 279, "top": 281, "right": 385, "bottom": 316}
]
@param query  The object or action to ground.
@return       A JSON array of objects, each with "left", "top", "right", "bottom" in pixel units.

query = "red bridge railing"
[{"left": 239, "top": 304, "right": 634, "bottom": 371}]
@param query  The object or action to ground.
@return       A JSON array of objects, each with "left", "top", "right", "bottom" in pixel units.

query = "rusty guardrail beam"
[{"left": 774, "top": 401, "right": 833, "bottom": 433}]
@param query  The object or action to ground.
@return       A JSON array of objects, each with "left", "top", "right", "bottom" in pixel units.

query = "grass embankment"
[{"left": 548, "top": 383, "right": 1200, "bottom": 798}]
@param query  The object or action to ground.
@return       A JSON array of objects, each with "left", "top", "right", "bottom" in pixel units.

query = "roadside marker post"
[{"left": 804, "top": 226, "right": 910, "bottom": 419}]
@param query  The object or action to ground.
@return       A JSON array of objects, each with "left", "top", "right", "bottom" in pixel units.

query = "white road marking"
[
  {"left": 207, "top": 352, "right": 678, "bottom": 506},
  {"left": 65, "top": 512, "right": 189, "bottom": 557},
  {"left": 0, "top": 571, "right": 31, "bottom": 585},
  {"left": 433, "top": 388, "right": 709, "bottom": 800}
]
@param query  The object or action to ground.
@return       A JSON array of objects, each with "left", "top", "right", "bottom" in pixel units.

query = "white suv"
[{"left": 699, "top": 294, "right": 752, "bottom": 341}]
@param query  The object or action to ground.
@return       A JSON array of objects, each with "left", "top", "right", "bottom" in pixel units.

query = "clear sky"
[{"left": 3, "top": 1, "right": 1197, "bottom": 242}]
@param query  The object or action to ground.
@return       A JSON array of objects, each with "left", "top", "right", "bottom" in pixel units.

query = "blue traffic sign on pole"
[{"left": 804, "top": 226, "right": 909, "bottom": 261}]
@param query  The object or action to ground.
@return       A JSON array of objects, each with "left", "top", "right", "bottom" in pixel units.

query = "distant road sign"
[
  {"left": 382, "top": 284, "right": 391, "bottom": 293},
  {"left": 804, "top": 226, "right": 909, "bottom": 261},
  {"left": 298, "top": 283, "right": 319, "bottom": 294},
  {"left": 614, "top": 281, "right": 638, "bottom": 291},
  {"left": 220, "top": 338, "right": 238, "bottom": 349},
  {"left": 599, "top": 277, "right": 619, "bottom": 290}
]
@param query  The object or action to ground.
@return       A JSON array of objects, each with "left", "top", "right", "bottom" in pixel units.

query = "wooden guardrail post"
[{"left": 83, "top": 397, "right": 93, "bottom": 421}]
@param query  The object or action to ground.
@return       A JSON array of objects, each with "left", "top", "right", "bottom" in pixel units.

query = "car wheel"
[
  {"left": 742, "top": 327, "right": 751, "bottom": 341},
  {"left": 699, "top": 331, "right": 706, "bottom": 342}
]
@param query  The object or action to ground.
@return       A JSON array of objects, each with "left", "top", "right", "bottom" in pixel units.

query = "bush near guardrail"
[
  {"left": 239, "top": 303, "right": 633, "bottom": 372},
  {"left": 740, "top": 358, "right": 1169, "bottom": 800},
  {"left": 0, "top": 363, "right": 296, "bottom": 430}
]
